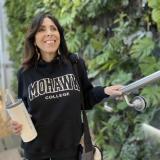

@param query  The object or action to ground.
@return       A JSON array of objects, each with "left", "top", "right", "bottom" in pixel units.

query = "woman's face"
[{"left": 35, "top": 17, "right": 60, "bottom": 57}]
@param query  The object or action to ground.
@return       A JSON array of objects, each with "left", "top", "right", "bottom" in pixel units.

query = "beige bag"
[{"left": 93, "top": 146, "right": 103, "bottom": 160}]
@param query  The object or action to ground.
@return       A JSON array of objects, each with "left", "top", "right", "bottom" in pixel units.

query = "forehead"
[{"left": 40, "top": 17, "right": 56, "bottom": 26}]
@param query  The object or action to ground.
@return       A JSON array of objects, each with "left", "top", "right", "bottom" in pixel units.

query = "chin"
[
  {"left": 46, "top": 49, "right": 57, "bottom": 54},
  {"left": 49, "top": 51, "right": 58, "bottom": 55}
]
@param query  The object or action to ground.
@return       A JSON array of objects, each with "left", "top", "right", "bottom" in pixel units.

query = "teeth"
[{"left": 46, "top": 40, "right": 55, "bottom": 44}]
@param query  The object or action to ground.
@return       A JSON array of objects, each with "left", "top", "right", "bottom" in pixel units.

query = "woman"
[{"left": 10, "top": 12, "right": 122, "bottom": 160}]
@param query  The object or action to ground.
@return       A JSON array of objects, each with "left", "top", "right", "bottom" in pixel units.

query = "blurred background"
[
  {"left": 0, "top": 0, "right": 160, "bottom": 159},
  {"left": 0, "top": 0, "right": 22, "bottom": 159}
]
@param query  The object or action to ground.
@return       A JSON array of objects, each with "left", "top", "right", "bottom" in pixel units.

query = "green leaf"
[
  {"left": 152, "top": 9, "right": 160, "bottom": 30},
  {"left": 108, "top": 115, "right": 121, "bottom": 126},
  {"left": 120, "top": 139, "right": 140, "bottom": 160},
  {"left": 88, "top": 52, "right": 110, "bottom": 71},
  {"left": 141, "top": 85, "right": 160, "bottom": 106},
  {"left": 103, "top": 145, "right": 118, "bottom": 160},
  {"left": 130, "top": 37, "right": 155, "bottom": 60},
  {"left": 139, "top": 56, "right": 160, "bottom": 76},
  {"left": 117, "top": 101, "right": 128, "bottom": 111},
  {"left": 108, "top": 70, "right": 132, "bottom": 85},
  {"left": 148, "top": 0, "right": 160, "bottom": 9}
]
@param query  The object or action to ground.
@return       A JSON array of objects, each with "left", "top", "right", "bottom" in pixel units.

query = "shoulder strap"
[
  {"left": 68, "top": 53, "right": 79, "bottom": 63},
  {"left": 69, "top": 53, "right": 93, "bottom": 152},
  {"left": 68, "top": 53, "right": 84, "bottom": 105}
]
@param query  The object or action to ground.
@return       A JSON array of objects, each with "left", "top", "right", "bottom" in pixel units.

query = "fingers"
[
  {"left": 9, "top": 120, "right": 22, "bottom": 135},
  {"left": 104, "top": 85, "right": 123, "bottom": 96},
  {"left": 104, "top": 84, "right": 124, "bottom": 97},
  {"left": 113, "top": 91, "right": 122, "bottom": 96},
  {"left": 115, "top": 95, "right": 124, "bottom": 100},
  {"left": 110, "top": 84, "right": 123, "bottom": 89}
]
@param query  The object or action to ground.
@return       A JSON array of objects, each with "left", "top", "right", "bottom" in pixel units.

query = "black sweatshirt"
[{"left": 17, "top": 56, "right": 108, "bottom": 159}]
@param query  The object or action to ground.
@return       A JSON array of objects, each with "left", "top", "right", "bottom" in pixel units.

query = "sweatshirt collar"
[{"left": 37, "top": 55, "right": 60, "bottom": 67}]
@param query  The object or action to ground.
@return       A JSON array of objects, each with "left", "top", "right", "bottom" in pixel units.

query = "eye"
[
  {"left": 50, "top": 25, "right": 58, "bottom": 31},
  {"left": 38, "top": 26, "right": 45, "bottom": 32}
]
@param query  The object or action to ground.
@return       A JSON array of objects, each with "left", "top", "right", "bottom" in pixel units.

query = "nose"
[{"left": 46, "top": 29, "right": 53, "bottom": 36}]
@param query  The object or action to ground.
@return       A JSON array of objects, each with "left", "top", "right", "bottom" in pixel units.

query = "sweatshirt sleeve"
[
  {"left": 78, "top": 58, "right": 109, "bottom": 109},
  {"left": 17, "top": 68, "right": 23, "bottom": 99},
  {"left": 17, "top": 68, "right": 29, "bottom": 109}
]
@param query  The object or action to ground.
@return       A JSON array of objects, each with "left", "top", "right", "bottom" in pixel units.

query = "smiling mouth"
[{"left": 45, "top": 40, "right": 56, "bottom": 44}]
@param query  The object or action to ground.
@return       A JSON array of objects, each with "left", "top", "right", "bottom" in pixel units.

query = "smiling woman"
[
  {"left": 35, "top": 17, "right": 60, "bottom": 62},
  {"left": 23, "top": 12, "right": 69, "bottom": 70},
  {"left": 9, "top": 12, "right": 123, "bottom": 160}
]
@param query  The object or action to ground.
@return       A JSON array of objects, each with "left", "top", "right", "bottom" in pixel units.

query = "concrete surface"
[{"left": 0, "top": 148, "right": 22, "bottom": 160}]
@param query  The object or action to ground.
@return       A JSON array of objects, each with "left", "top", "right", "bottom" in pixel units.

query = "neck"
[{"left": 41, "top": 52, "right": 57, "bottom": 62}]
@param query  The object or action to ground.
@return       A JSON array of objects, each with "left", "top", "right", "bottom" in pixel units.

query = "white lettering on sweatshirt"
[{"left": 28, "top": 74, "right": 80, "bottom": 101}]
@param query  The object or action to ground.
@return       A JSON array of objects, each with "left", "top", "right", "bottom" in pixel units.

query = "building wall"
[
  {"left": 0, "top": 0, "right": 14, "bottom": 91},
  {"left": 0, "top": 0, "right": 21, "bottom": 152}
]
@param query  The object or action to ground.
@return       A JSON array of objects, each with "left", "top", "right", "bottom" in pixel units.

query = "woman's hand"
[
  {"left": 9, "top": 120, "right": 22, "bottom": 135},
  {"left": 104, "top": 85, "right": 123, "bottom": 97}
]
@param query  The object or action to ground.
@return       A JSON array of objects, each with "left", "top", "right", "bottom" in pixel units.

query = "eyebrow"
[{"left": 40, "top": 24, "right": 57, "bottom": 28}]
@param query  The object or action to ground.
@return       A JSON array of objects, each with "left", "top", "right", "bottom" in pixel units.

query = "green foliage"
[
  {"left": 103, "top": 145, "right": 118, "bottom": 160},
  {"left": 148, "top": 0, "right": 160, "bottom": 30},
  {"left": 141, "top": 85, "right": 160, "bottom": 106},
  {"left": 139, "top": 56, "right": 160, "bottom": 76},
  {"left": 120, "top": 138, "right": 140, "bottom": 160},
  {"left": 4, "top": 0, "right": 160, "bottom": 159},
  {"left": 130, "top": 37, "right": 155, "bottom": 61}
]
